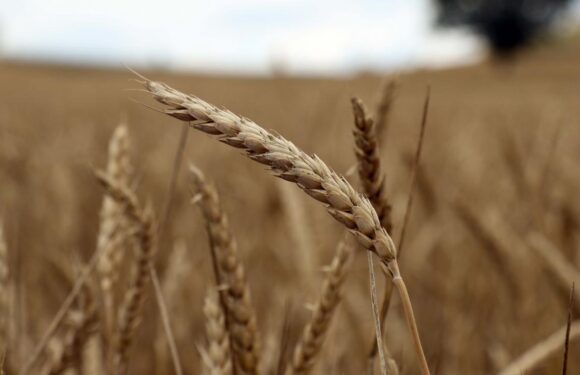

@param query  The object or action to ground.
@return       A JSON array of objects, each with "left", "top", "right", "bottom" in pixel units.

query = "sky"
[{"left": 0, "top": 0, "right": 577, "bottom": 76}]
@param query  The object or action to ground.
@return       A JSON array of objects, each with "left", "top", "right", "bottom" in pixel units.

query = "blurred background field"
[{"left": 1, "top": 1, "right": 580, "bottom": 374}]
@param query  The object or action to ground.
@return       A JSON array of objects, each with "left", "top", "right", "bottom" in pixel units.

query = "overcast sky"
[{"left": 0, "top": 0, "right": 577, "bottom": 76}]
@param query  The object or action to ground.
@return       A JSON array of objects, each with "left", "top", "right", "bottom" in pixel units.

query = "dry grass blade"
[
  {"left": 150, "top": 122, "right": 190, "bottom": 375},
  {"left": 397, "top": 87, "right": 430, "bottom": 258},
  {"left": 204, "top": 287, "right": 233, "bottom": 375},
  {"left": 191, "top": 166, "right": 260, "bottom": 375},
  {"left": 291, "top": 240, "right": 352, "bottom": 375},
  {"left": 527, "top": 232, "right": 580, "bottom": 305},
  {"left": 498, "top": 321, "right": 580, "bottom": 375},
  {"left": 562, "top": 283, "right": 574, "bottom": 375},
  {"left": 95, "top": 171, "right": 157, "bottom": 375},
  {"left": 142, "top": 79, "right": 429, "bottom": 375}
]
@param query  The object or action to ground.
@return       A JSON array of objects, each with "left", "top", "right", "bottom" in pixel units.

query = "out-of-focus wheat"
[
  {"left": 96, "top": 171, "right": 156, "bottom": 375},
  {"left": 203, "top": 287, "right": 233, "bottom": 375},
  {"left": 499, "top": 321, "right": 580, "bottom": 375},
  {"left": 291, "top": 240, "right": 352, "bottom": 375},
  {"left": 191, "top": 166, "right": 260, "bottom": 375},
  {"left": 41, "top": 288, "right": 98, "bottom": 375},
  {"left": 95, "top": 124, "right": 133, "bottom": 344},
  {"left": 373, "top": 77, "right": 398, "bottom": 143}
]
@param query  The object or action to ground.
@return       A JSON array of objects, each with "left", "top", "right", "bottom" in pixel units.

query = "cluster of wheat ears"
[{"left": 0, "top": 73, "right": 578, "bottom": 375}]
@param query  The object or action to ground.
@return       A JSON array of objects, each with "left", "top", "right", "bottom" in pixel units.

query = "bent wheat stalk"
[{"left": 139, "top": 78, "right": 430, "bottom": 375}]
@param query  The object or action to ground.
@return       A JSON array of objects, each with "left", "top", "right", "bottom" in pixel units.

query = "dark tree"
[{"left": 435, "top": 0, "right": 573, "bottom": 56}]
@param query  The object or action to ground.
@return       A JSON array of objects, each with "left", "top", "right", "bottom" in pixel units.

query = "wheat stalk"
[
  {"left": 350, "top": 98, "right": 394, "bottom": 373},
  {"left": 290, "top": 239, "right": 352, "bottom": 375},
  {"left": 95, "top": 171, "right": 156, "bottom": 375},
  {"left": 191, "top": 166, "right": 260, "bottom": 375},
  {"left": 139, "top": 78, "right": 429, "bottom": 374},
  {"left": 203, "top": 287, "right": 233, "bottom": 375}
]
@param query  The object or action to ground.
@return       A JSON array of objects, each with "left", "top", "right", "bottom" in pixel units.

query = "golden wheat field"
[{"left": 0, "top": 38, "right": 580, "bottom": 375}]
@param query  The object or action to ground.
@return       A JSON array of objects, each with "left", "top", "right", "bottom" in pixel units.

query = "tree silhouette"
[{"left": 435, "top": 0, "right": 573, "bottom": 56}]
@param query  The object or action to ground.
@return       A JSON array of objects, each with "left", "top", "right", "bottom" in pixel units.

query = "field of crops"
[{"left": 0, "top": 40, "right": 579, "bottom": 374}]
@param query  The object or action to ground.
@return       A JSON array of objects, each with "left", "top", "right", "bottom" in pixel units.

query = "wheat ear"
[
  {"left": 96, "top": 124, "right": 133, "bottom": 345},
  {"left": 142, "top": 79, "right": 395, "bottom": 264},
  {"left": 96, "top": 171, "right": 156, "bottom": 375},
  {"left": 291, "top": 240, "right": 352, "bottom": 375},
  {"left": 139, "top": 78, "right": 429, "bottom": 374},
  {"left": 352, "top": 98, "right": 392, "bottom": 233},
  {"left": 203, "top": 287, "right": 233, "bottom": 375},
  {"left": 191, "top": 166, "right": 260, "bottom": 375}
]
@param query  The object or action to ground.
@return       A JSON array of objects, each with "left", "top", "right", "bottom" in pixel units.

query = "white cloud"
[{"left": 0, "top": 0, "right": 486, "bottom": 75}]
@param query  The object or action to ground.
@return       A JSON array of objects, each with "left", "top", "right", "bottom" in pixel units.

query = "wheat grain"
[{"left": 191, "top": 166, "right": 260, "bottom": 375}]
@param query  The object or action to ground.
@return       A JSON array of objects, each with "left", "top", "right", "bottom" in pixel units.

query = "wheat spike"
[
  {"left": 142, "top": 79, "right": 396, "bottom": 264},
  {"left": 203, "top": 287, "right": 233, "bottom": 375},
  {"left": 351, "top": 97, "right": 392, "bottom": 234},
  {"left": 96, "top": 124, "right": 133, "bottom": 345},
  {"left": 191, "top": 166, "right": 260, "bottom": 375},
  {"left": 95, "top": 171, "right": 156, "bottom": 375},
  {"left": 291, "top": 240, "right": 352, "bottom": 375}
]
